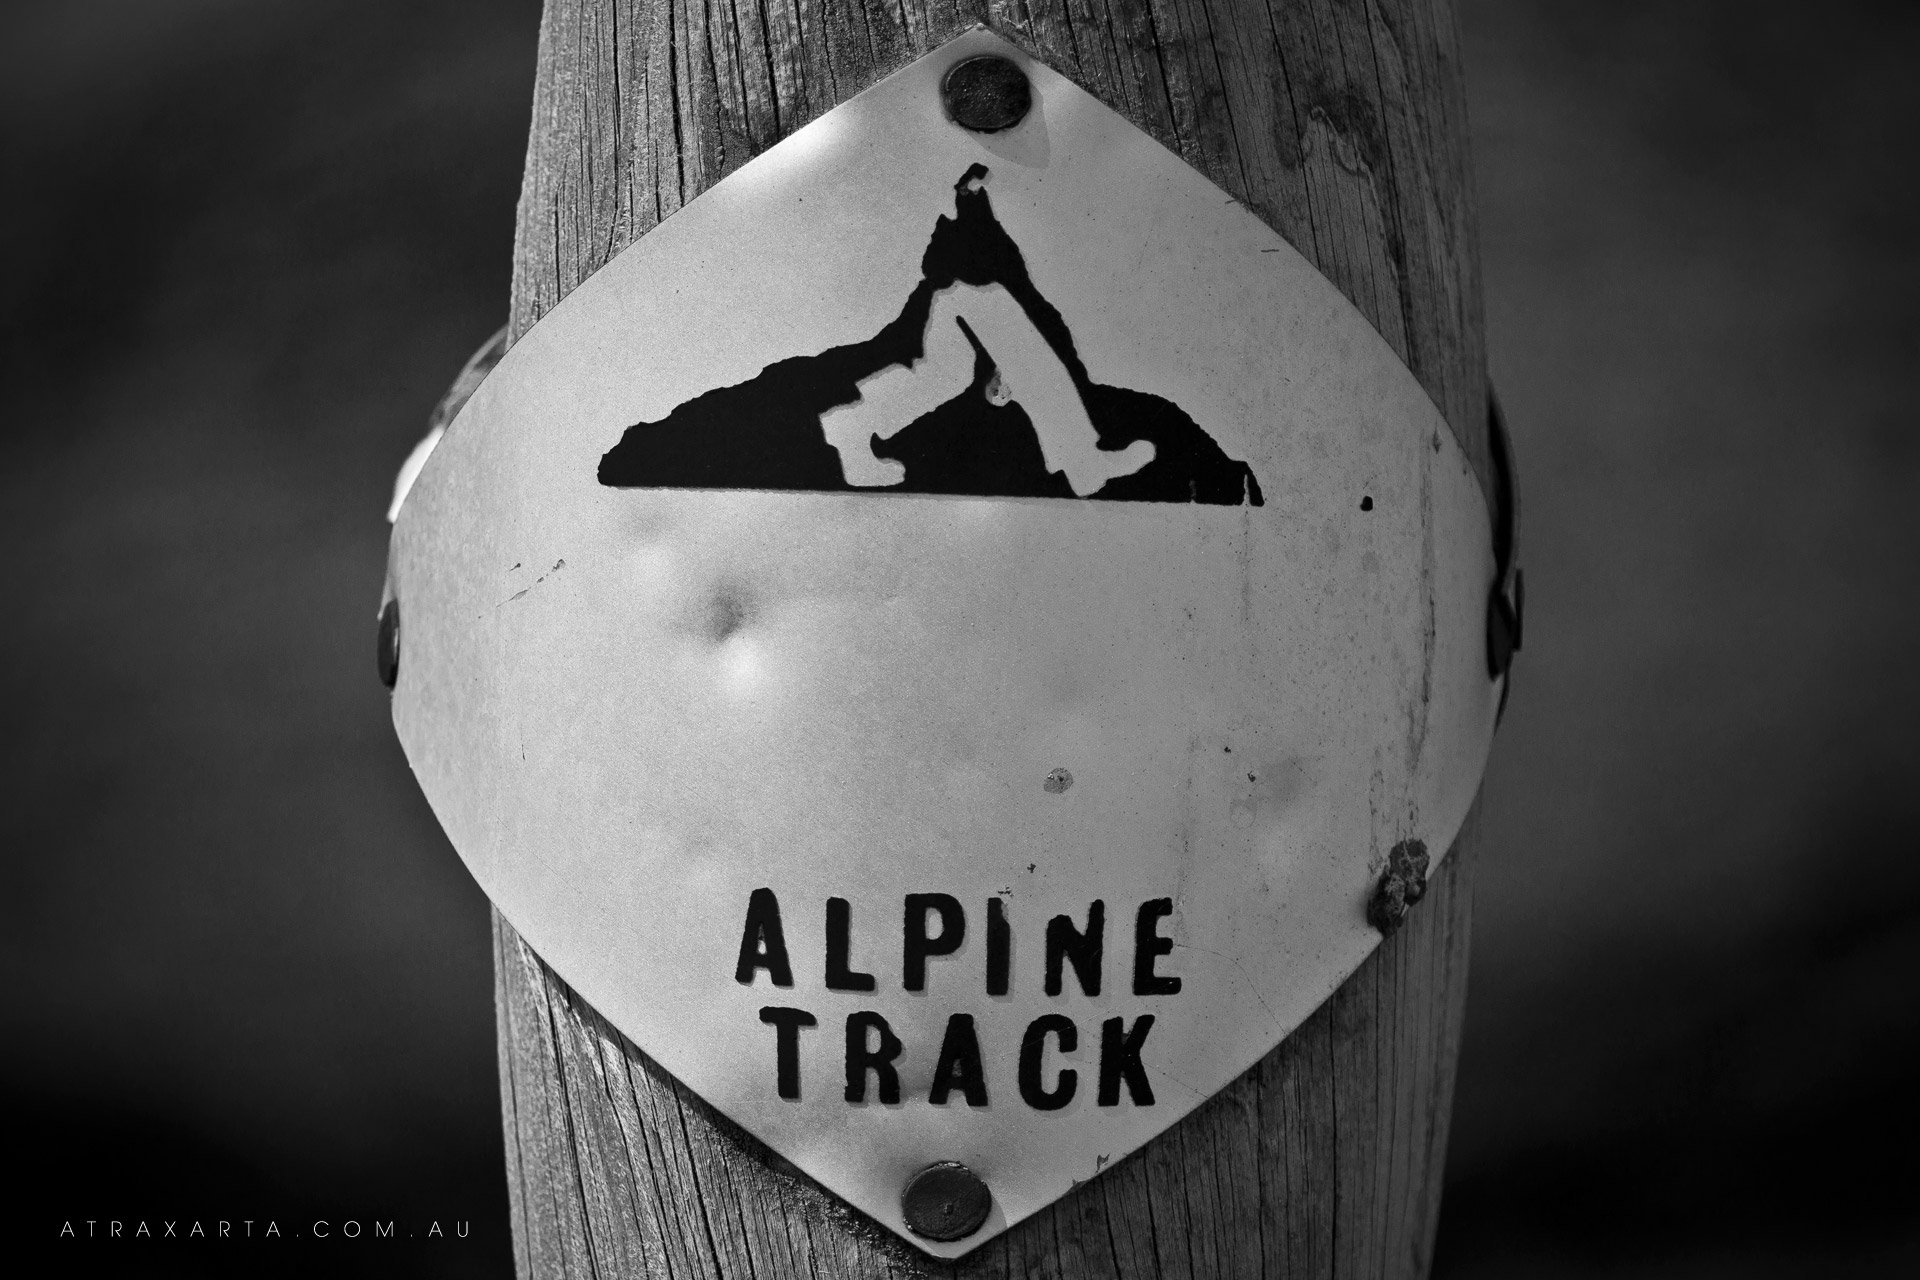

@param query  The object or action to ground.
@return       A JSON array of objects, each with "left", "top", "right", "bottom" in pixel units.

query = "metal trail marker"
[{"left": 390, "top": 8, "right": 1503, "bottom": 1275}]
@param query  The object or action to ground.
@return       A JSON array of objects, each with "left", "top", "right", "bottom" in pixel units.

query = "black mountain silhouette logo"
[{"left": 598, "top": 164, "right": 1263, "bottom": 506}]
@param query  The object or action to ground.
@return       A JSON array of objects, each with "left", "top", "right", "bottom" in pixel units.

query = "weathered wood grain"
[{"left": 494, "top": 2, "right": 1488, "bottom": 1275}]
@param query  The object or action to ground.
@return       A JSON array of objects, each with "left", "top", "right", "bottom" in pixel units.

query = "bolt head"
[
  {"left": 900, "top": 1161, "right": 992, "bottom": 1242},
  {"left": 942, "top": 56, "right": 1032, "bottom": 132}
]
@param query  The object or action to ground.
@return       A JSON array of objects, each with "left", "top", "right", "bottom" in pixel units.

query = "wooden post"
[{"left": 492, "top": 2, "right": 1488, "bottom": 1275}]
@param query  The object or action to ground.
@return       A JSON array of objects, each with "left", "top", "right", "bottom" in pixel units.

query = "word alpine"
[{"left": 734, "top": 889, "right": 1184, "bottom": 1109}]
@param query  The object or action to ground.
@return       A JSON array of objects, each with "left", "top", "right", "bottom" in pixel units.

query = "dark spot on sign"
[
  {"left": 705, "top": 585, "right": 751, "bottom": 643},
  {"left": 1367, "top": 839, "right": 1431, "bottom": 935},
  {"left": 1360, "top": 494, "right": 1373, "bottom": 511},
  {"left": 1043, "top": 768, "right": 1073, "bottom": 794},
  {"left": 1027, "top": 864, "right": 1036, "bottom": 873}
]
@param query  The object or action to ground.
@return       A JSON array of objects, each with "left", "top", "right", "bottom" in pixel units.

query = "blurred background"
[{"left": 4, "top": 1, "right": 1915, "bottom": 1276}]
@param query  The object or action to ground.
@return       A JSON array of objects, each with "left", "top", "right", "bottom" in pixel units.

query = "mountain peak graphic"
[{"left": 598, "top": 164, "right": 1263, "bottom": 506}]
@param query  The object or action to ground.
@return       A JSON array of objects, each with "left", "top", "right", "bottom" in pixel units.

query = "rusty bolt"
[{"left": 1366, "top": 838, "right": 1430, "bottom": 935}]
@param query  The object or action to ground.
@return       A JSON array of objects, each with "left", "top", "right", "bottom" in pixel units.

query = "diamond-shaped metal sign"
[{"left": 389, "top": 28, "right": 1498, "bottom": 1257}]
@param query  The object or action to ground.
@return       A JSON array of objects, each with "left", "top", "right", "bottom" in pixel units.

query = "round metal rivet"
[
  {"left": 377, "top": 598, "right": 401, "bottom": 691},
  {"left": 900, "top": 1161, "right": 991, "bottom": 1242},
  {"left": 942, "top": 56, "right": 1032, "bottom": 132}
]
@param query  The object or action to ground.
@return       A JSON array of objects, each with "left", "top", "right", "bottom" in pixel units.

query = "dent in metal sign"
[{"left": 389, "top": 27, "right": 1499, "bottom": 1257}]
